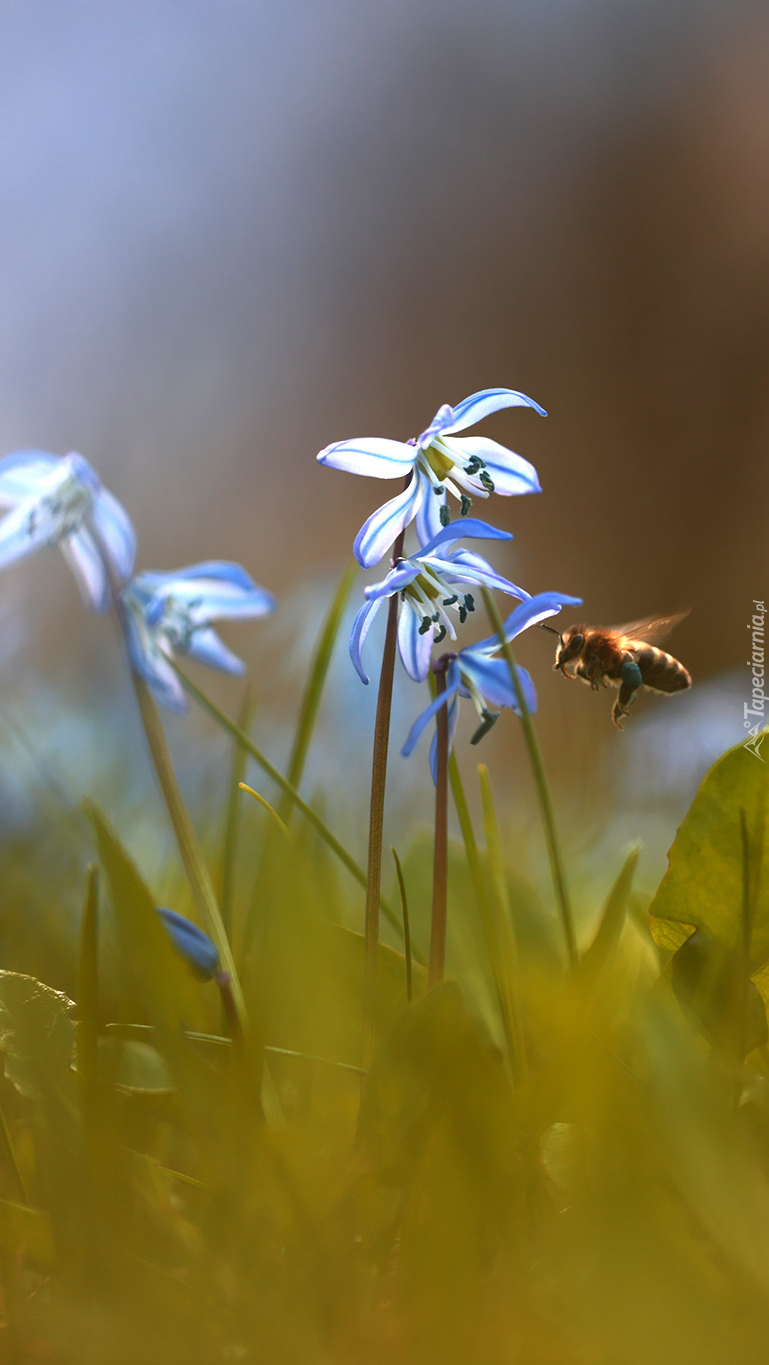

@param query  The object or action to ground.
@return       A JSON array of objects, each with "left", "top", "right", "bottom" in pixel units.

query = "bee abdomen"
[{"left": 632, "top": 644, "right": 691, "bottom": 694}]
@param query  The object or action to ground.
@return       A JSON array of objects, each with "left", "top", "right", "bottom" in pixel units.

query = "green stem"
[
  {"left": 175, "top": 663, "right": 417, "bottom": 953},
  {"left": 280, "top": 558, "right": 357, "bottom": 824},
  {"left": 132, "top": 672, "right": 249, "bottom": 1032},
  {"left": 391, "top": 847, "right": 413, "bottom": 1004},
  {"left": 362, "top": 530, "right": 405, "bottom": 1061},
  {"left": 428, "top": 662, "right": 450, "bottom": 987},
  {"left": 219, "top": 688, "right": 256, "bottom": 939},
  {"left": 481, "top": 587, "right": 577, "bottom": 971},
  {"left": 478, "top": 763, "right": 527, "bottom": 1083},
  {"left": 77, "top": 864, "right": 100, "bottom": 1142}
]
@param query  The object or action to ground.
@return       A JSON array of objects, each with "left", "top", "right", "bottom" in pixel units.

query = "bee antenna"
[{"left": 538, "top": 622, "right": 563, "bottom": 644}]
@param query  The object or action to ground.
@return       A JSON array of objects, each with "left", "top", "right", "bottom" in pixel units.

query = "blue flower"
[
  {"left": 401, "top": 591, "right": 583, "bottom": 779},
  {"left": 317, "top": 388, "right": 544, "bottom": 568},
  {"left": 156, "top": 907, "right": 220, "bottom": 980},
  {"left": 350, "top": 518, "right": 529, "bottom": 685},
  {"left": 122, "top": 561, "right": 276, "bottom": 713},
  {"left": 0, "top": 450, "right": 135, "bottom": 611}
]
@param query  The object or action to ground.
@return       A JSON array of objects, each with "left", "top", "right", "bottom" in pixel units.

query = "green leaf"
[
  {"left": 578, "top": 844, "right": 640, "bottom": 983},
  {"left": 87, "top": 801, "right": 201, "bottom": 1039},
  {"left": 0, "top": 971, "right": 76, "bottom": 1115},
  {"left": 649, "top": 733, "right": 769, "bottom": 963}
]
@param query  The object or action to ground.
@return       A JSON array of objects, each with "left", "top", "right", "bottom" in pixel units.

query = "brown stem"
[
  {"left": 362, "top": 486, "right": 410, "bottom": 1062},
  {"left": 429, "top": 660, "right": 450, "bottom": 986}
]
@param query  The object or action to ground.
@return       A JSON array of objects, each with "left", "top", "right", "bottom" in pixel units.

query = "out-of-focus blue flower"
[
  {"left": 122, "top": 561, "right": 276, "bottom": 713},
  {"left": 350, "top": 518, "right": 529, "bottom": 685},
  {"left": 402, "top": 591, "right": 583, "bottom": 780},
  {"left": 0, "top": 450, "right": 135, "bottom": 611},
  {"left": 317, "top": 388, "right": 544, "bottom": 568},
  {"left": 156, "top": 907, "right": 220, "bottom": 980}
]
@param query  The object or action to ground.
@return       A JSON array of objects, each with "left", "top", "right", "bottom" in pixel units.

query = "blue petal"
[
  {"left": 397, "top": 605, "right": 434, "bottom": 683},
  {"left": 429, "top": 692, "right": 460, "bottom": 786},
  {"left": 0, "top": 450, "right": 61, "bottom": 505},
  {"left": 0, "top": 497, "right": 61, "bottom": 569},
  {"left": 418, "top": 517, "right": 512, "bottom": 557},
  {"left": 349, "top": 596, "right": 383, "bottom": 683},
  {"left": 500, "top": 591, "right": 583, "bottom": 641},
  {"left": 461, "top": 654, "right": 538, "bottom": 714},
  {"left": 91, "top": 489, "right": 136, "bottom": 584},
  {"left": 144, "top": 567, "right": 275, "bottom": 626},
  {"left": 363, "top": 561, "right": 419, "bottom": 601},
  {"left": 445, "top": 388, "right": 547, "bottom": 432},
  {"left": 317, "top": 437, "right": 416, "bottom": 479},
  {"left": 185, "top": 627, "right": 245, "bottom": 675},
  {"left": 401, "top": 661, "right": 462, "bottom": 757},
  {"left": 144, "top": 560, "right": 268, "bottom": 592},
  {"left": 156, "top": 907, "right": 220, "bottom": 980},
  {"left": 59, "top": 528, "right": 111, "bottom": 612},
  {"left": 415, "top": 473, "right": 446, "bottom": 547},
  {"left": 472, "top": 590, "right": 583, "bottom": 654},
  {"left": 122, "top": 603, "right": 189, "bottom": 714},
  {"left": 434, "top": 548, "right": 528, "bottom": 600},
  {"left": 416, "top": 403, "right": 455, "bottom": 448},
  {"left": 448, "top": 436, "right": 541, "bottom": 495},
  {"left": 353, "top": 476, "right": 422, "bottom": 568}
]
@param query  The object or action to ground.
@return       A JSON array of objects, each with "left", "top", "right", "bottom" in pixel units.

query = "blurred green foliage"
[{"left": 0, "top": 730, "right": 765, "bottom": 1363}]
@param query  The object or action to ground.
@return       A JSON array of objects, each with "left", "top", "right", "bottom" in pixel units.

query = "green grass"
[{"left": 0, "top": 623, "right": 766, "bottom": 1363}]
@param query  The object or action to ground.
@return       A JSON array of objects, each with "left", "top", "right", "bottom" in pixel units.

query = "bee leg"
[{"left": 612, "top": 662, "right": 642, "bottom": 729}]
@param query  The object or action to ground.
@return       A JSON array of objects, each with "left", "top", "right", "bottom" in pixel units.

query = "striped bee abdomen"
[{"left": 632, "top": 644, "right": 691, "bottom": 694}]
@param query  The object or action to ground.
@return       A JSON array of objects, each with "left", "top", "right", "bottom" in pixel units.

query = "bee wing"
[{"left": 607, "top": 609, "right": 690, "bottom": 646}]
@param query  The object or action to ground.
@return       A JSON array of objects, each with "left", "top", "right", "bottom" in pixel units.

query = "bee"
[{"left": 551, "top": 611, "right": 691, "bottom": 729}]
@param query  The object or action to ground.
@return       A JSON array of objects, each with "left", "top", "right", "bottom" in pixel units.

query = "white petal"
[
  {"left": 91, "top": 488, "right": 136, "bottom": 585},
  {"left": 0, "top": 451, "right": 62, "bottom": 507},
  {"left": 59, "top": 529, "right": 111, "bottom": 612},
  {"left": 185, "top": 627, "right": 245, "bottom": 675},
  {"left": 447, "top": 436, "right": 541, "bottom": 496},
  {"left": 317, "top": 437, "right": 416, "bottom": 479},
  {"left": 353, "top": 476, "right": 422, "bottom": 568},
  {"left": 0, "top": 497, "right": 62, "bottom": 569},
  {"left": 397, "top": 606, "right": 434, "bottom": 683},
  {"left": 444, "top": 388, "right": 546, "bottom": 433}
]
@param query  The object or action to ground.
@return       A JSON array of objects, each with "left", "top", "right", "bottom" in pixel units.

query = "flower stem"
[
  {"left": 132, "top": 670, "right": 250, "bottom": 1032},
  {"left": 362, "top": 512, "right": 408, "bottom": 1061},
  {"left": 428, "top": 659, "right": 450, "bottom": 987},
  {"left": 481, "top": 587, "right": 577, "bottom": 970}
]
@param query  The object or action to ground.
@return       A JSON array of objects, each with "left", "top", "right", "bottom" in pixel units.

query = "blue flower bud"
[{"left": 156, "top": 907, "right": 220, "bottom": 981}]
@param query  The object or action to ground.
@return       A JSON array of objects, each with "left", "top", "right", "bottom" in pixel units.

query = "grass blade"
[
  {"left": 281, "top": 559, "right": 357, "bottom": 821},
  {"left": 173, "top": 662, "right": 412, "bottom": 949}
]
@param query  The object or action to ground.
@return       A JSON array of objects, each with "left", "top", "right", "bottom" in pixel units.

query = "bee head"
[{"left": 554, "top": 627, "right": 586, "bottom": 672}]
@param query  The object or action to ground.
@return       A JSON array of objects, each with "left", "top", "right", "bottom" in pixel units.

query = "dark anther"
[
  {"left": 433, "top": 624, "right": 447, "bottom": 644},
  {"left": 458, "top": 604, "right": 467, "bottom": 624},
  {"left": 442, "top": 595, "right": 458, "bottom": 606},
  {"left": 470, "top": 709, "right": 500, "bottom": 745},
  {"left": 465, "top": 594, "right": 475, "bottom": 613},
  {"left": 439, "top": 505, "right": 451, "bottom": 527},
  {"left": 479, "top": 471, "right": 495, "bottom": 491},
  {"left": 460, "top": 494, "right": 472, "bottom": 516},
  {"left": 419, "top": 616, "right": 432, "bottom": 635},
  {"left": 433, "top": 484, "right": 445, "bottom": 496}
]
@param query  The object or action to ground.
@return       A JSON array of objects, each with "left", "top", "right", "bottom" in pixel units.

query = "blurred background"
[{"left": 0, "top": 0, "right": 765, "bottom": 919}]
